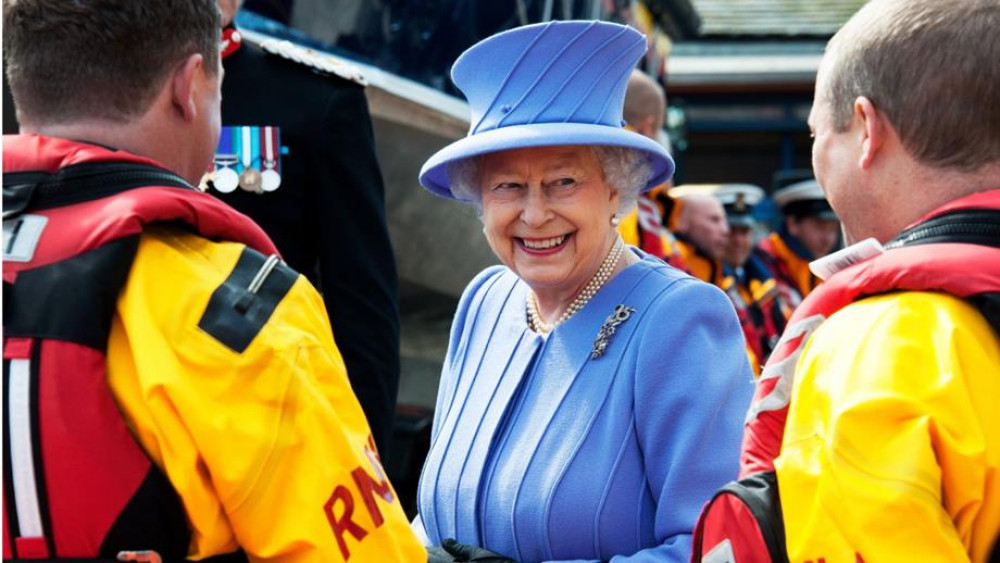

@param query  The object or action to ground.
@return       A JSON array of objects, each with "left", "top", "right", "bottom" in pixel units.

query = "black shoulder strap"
[
  {"left": 198, "top": 247, "right": 298, "bottom": 353},
  {"left": 3, "top": 161, "right": 193, "bottom": 220},
  {"left": 887, "top": 208, "right": 1000, "bottom": 249}
]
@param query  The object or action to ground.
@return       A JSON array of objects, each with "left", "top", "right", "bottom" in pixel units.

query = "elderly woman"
[{"left": 415, "top": 21, "right": 753, "bottom": 562}]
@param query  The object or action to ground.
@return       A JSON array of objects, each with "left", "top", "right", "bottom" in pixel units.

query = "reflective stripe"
[{"left": 8, "top": 358, "right": 43, "bottom": 537}]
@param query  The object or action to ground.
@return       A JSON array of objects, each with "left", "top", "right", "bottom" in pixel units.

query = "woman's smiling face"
[{"left": 478, "top": 145, "right": 620, "bottom": 295}]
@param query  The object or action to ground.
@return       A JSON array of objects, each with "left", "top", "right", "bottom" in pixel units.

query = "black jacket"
[{"left": 215, "top": 38, "right": 400, "bottom": 456}]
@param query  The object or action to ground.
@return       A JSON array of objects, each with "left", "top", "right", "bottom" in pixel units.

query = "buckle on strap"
[{"left": 2, "top": 181, "right": 39, "bottom": 220}]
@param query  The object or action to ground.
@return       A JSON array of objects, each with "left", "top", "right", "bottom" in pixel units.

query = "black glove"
[
  {"left": 439, "top": 538, "right": 517, "bottom": 562},
  {"left": 427, "top": 544, "right": 459, "bottom": 563}
]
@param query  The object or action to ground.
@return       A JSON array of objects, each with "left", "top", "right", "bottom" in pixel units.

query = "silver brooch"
[{"left": 591, "top": 304, "right": 635, "bottom": 359}]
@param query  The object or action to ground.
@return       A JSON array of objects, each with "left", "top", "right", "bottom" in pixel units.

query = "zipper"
[
  {"left": 886, "top": 210, "right": 1000, "bottom": 249},
  {"left": 4, "top": 162, "right": 194, "bottom": 215}
]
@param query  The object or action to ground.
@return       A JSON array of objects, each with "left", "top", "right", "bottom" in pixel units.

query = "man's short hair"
[
  {"left": 823, "top": 0, "right": 1000, "bottom": 171},
  {"left": 3, "top": 0, "right": 221, "bottom": 125}
]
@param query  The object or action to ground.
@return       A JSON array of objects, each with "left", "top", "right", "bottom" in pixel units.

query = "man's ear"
[
  {"left": 640, "top": 115, "right": 658, "bottom": 139},
  {"left": 855, "top": 96, "right": 885, "bottom": 170},
  {"left": 171, "top": 53, "right": 204, "bottom": 122}
]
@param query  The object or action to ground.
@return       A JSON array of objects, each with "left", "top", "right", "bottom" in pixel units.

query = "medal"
[
  {"left": 211, "top": 129, "right": 239, "bottom": 193},
  {"left": 261, "top": 168, "right": 281, "bottom": 192},
  {"left": 213, "top": 125, "right": 283, "bottom": 194},
  {"left": 239, "top": 167, "right": 262, "bottom": 192},
  {"left": 260, "top": 126, "right": 282, "bottom": 192},
  {"left": 238, "top": 126, "right": 262, "bottom": 193},
  {"left": 214, "top": 165, "right": 239, "bottom": 193}
]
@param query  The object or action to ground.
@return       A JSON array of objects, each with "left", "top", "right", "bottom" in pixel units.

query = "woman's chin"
[{"left": 516, "top": 268, "right": 576, "bottom": 294}]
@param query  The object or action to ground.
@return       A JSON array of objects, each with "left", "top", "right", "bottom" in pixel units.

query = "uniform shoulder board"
[{"left": 254, "top": 37, "right": 368, "bottom": 87}]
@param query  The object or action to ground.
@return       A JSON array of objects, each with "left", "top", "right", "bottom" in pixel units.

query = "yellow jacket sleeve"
[
  {"left": 106, "top": 228, "right": 425, "bottom": 562},
  {"left": 775, "top": 291, "right": 1000, "bottom": 563}
]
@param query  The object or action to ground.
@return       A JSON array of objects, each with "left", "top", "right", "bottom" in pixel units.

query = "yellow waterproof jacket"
[
  {"left": 734, "top": 192, "right": 1000, "bottom": 563},
  {"left": 775, "top": 291, "right": 1000, "bottom": 562},
  {"left": 107, "top": 226, "right": 425, "bottom": 562}
]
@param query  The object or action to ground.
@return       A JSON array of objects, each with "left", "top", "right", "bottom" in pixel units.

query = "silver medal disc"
[
  {"left": 213, "top": 167, "right": 239, "bottom": 193},
  {"left": 261, "top": 169, "right": 282, "bottom": 192}
]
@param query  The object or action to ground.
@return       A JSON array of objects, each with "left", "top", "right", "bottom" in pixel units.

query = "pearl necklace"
[{"left": 527, "top": 236, "right": 625, "bottom": 334}]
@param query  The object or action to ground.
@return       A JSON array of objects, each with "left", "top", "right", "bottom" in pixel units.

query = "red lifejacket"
[
  {"left": 692, "top": 189, "right": 1000, "bottom": 562},
  {"left": 2, "top": 135, "right": 277, "bottom": 560},
  {"left": 741, "top": 190, "right": 1000, "bottom": 476}
]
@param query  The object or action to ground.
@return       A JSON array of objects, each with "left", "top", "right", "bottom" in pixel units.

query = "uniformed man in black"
[{"left": 212, "top": 0, "right": 400, "bottom": 456}]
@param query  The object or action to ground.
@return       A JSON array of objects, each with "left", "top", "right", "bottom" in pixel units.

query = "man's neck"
[
  {"left": 874, "top": 161, "right": 1000, "bottom": 243},
  {"left": 23, "top": 119, "right": 192, "bottom": 183}
]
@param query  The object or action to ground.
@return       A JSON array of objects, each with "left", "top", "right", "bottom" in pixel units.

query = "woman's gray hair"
[{"left": 446, "top": 146, "right": 653, "bottom": 217}]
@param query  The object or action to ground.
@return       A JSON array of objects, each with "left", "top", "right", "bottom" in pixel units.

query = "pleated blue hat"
[{"left": 419, "top": 20, "right": 675, "bottom": 199}]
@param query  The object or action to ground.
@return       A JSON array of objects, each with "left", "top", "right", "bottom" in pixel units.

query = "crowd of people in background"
[
  {"left": 617, "top": 65, "right": 845, "bottom": 374},
  {"left": 2, "top": 0, "right": 998, "bottom": 561}
]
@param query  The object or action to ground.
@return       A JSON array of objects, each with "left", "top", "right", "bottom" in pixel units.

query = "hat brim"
[
  {"left": 728, "top": 216, "right": 756, "bottom": 228},
  {"left": 419, "top": 122, "right": 675, "bottom": 200}
]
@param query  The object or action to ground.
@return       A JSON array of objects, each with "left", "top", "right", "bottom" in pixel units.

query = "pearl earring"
[{"left": 610, "top": 214, "right": 620, "bottom": 227}]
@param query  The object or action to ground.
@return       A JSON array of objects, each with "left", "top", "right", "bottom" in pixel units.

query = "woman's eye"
[
  {"left": 494, "top": 182, "right": 522, "bottom": 191},
  {"left": 553, "top": 177, "right": 576, "bottom": 188}
]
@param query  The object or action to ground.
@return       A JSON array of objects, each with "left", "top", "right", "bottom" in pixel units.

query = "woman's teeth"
[{"left": 522, "top": 235, "right": 567, "bottom": 250}]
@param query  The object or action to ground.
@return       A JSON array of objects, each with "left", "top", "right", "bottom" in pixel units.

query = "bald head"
[
  {"left": 623, "top": 70, "right": 665, "bottom": 140},
  {"left": 676, "top": 195, "right": 730, "bottom": 260}
]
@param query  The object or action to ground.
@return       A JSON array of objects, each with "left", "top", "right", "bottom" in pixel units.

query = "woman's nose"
[{"left": 520, "top": 188, "right": 551, "bottom": 227}]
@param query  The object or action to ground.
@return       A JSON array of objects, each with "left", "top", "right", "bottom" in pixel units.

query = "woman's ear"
[
  {"left": 609, "top": 186, "right": 622, "bottom": 216},
  {"left": 170, "top": 53, "right": 205, "bottom": 122}
]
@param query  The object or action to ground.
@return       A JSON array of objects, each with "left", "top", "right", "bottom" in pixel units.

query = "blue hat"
[{"left": 419, "top": 20, "right": 675, "bottom": 199}]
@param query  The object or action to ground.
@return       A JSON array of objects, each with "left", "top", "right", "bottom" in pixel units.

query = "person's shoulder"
[
  {"left": 832, "top": 290, "right": 993, "bottom": 340},
  {"left": 237, "top": 34, "right": 367, "bottom": 89},
  {"left": 129, "top": 227, "right": 326, "bottom": 354},
  {"left": 134, "top": 226, "right": 250, "bottom": 283},
  {"left": 630, "top": 254, "right": 730, "bottom": 310},
  {"left": 458, "top": 265, "right": 514, "bottom": 303},
  {"left": 804, "top": 290, "right": 999, "bottom": 392},
  {"left": 628, "top": 251, "right": 695, "bottom": 288}
]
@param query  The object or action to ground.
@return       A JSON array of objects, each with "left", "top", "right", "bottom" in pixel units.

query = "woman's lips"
[{"left": 516, "top": 233, "right": 571, "bottom": 256}]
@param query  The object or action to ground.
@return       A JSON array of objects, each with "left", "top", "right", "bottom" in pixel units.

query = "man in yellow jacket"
[
  {"left": 2, "top": 1, "right": 423, "bottom": 561},
  {"left": 749, "top": 0, "right": 1000, "bottom": 561}
]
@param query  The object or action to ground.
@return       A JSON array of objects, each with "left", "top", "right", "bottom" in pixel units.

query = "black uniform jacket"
[{"left": 216, "top": 38, "right": 400, "bottom": 456}]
